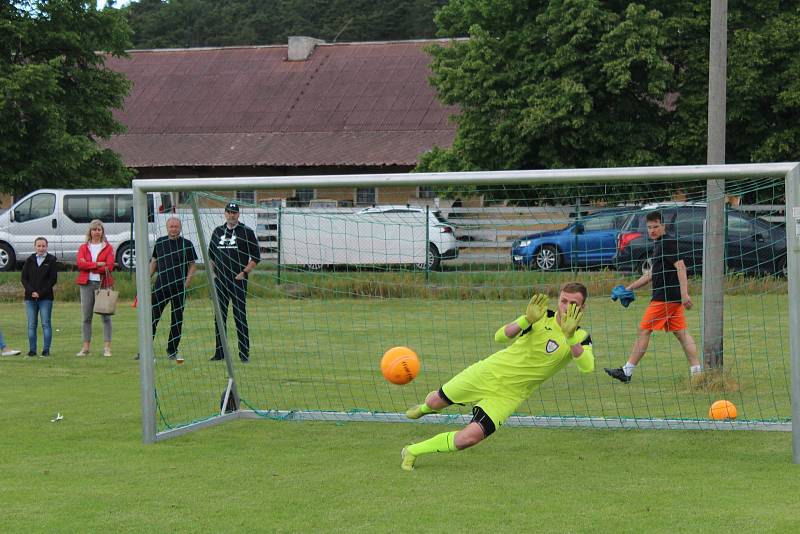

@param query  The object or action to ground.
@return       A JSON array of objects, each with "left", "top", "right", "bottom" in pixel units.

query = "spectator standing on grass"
[
  {"left": 75, "top": 219, "right": 115, "bottom": 357},
  {"left": 21, "top": 237, "right": 58, "bottom": 357},
  {"left": 208, "top": 202, "right": 259, "bottom": 363},
  {"left": 0, "top": 326, "right": 21, "bottom": 357},
  {"left": 150, "top": 217, "right": 197, "bottom": 361}
]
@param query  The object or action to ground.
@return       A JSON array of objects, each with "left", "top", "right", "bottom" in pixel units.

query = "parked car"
[
  {"left": 615, "top": 203, "right": 787, "bottom": 276},
  {"left": 356, "top": 205, "right": 459, "bottom": 270},
  {"left": 0, "top": 189, "right": 173, "bottom": 272},
  {"left": 511, "top": 207, "right": 637, "bottom": 271}
]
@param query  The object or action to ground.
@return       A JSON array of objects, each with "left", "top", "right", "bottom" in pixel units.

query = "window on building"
[
  {"left": 295, "top": 189, "right": 314, "bottom": 205},
  {"left": 356, "top": 188, "right": 376, "bottom": 206},
  {"left": 418, "top": 186, "right": 436, "bottom": 199},
  {"left": 235, "top": 190, "right": 256, "bottom": 205}
]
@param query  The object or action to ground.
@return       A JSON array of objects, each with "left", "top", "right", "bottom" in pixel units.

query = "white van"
[
  {"left": 279, "top": 205, "right": 458, "bottom": 270},
  {"left": 0, "top": 189, "right": 173, "bottom": 272}
]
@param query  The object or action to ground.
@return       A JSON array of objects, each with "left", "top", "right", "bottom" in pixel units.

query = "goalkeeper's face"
[{"left": 556, "top": 291, "right": 586, "bottom": 322}]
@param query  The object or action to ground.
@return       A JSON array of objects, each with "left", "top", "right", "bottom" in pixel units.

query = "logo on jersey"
[
  {"left": 546, "top": 339, "right": 559, "bottom": 353},
  {"left": 218, "top": 234, "right": 237, "bottom": 248}
]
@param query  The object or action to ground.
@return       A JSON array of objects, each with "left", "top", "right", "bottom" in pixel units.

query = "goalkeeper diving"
[{"left": 400, "top": 282, "right": 594, "bottom": 471}]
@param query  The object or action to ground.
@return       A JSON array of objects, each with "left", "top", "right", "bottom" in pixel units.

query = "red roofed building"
[{"left": 104, "top": 37, "right": 458, "bottom": 206}]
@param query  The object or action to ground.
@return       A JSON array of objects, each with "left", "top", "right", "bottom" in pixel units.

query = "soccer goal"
[{"left": 132, "top": 164, "right": 800, "bottom": 463}]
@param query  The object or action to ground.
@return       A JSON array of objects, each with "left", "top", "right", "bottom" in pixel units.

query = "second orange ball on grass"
[{"left": 380, "top": 346, "right": 420, "bottom": 385}]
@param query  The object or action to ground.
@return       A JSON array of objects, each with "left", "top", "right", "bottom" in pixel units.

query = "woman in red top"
[{"left": 76, "top": 219, "right": 115, "bottom": 357}]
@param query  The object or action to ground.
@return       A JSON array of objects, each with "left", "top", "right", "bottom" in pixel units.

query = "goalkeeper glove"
[
  {"left": 559, "top": 303, "right": 584, "bottom": 345},
  {"left": 520, "top": 293, "right": 548, "bottom": 328}
]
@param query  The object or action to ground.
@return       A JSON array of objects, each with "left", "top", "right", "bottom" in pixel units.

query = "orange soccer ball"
[
  {"left": 380, "top": 346, "right": 420, "bottom": 385},
  {"left": 708, "top": 400, "right": 737, "bottom": 420}
]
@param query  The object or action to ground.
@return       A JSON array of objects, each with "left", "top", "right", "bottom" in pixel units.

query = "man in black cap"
[{"left": 208, "top": 202, "right": 260, "bottom": 362}]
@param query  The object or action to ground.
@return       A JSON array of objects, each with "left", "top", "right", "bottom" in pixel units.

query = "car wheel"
[
  {"left": 116, "top": 242, "right": 135, "bottom": 271},
  {"left": 0, "top": 242, "right": 16, "bottom": 272},
  {"left": 535, "top": 245, "right": 559, "bottom": 271},
  {"left": 416, "top": 244, "right": 441, "bottom": 271}
]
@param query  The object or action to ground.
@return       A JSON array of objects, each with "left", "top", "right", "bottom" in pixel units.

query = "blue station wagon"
[{"left": 511, "top": 208, "right": 636, "bottom": 271}]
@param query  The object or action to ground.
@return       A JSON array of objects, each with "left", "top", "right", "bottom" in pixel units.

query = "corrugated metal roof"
[{"left": 104, "top": 41, "right": 458, "bottom": 168}]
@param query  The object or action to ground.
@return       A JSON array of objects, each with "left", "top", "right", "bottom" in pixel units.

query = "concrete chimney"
[{"left": 288, "top": 36, "right": 325, "bottom": 61}]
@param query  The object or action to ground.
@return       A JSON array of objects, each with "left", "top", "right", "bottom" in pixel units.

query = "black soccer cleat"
[
  {"left": 210, "top": 354, "right": 224, "bottom": 361},
  {"left": 604, "top": 367, "right": 631, "bottom": 383}
]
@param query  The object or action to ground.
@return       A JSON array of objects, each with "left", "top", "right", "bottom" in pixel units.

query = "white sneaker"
[
  {"left": 103, "top": 348, "right": 112, "bottom": 357},
  {"left": 76, "top": 349, "right": 89, "bottom": 357},
  {"left": 1, "top": 349, "right": 21, "bottom": 356}
]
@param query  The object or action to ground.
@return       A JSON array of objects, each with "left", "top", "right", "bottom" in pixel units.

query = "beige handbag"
[{"left": 93, "top": 268, "right": 118, "bottom": 315}]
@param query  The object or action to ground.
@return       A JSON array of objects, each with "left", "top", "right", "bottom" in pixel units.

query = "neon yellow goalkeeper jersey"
[{"left": 477, "top": 310, "right": 594, "bottom": 398}]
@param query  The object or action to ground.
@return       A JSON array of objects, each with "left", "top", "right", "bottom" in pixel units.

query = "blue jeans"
[{"left": 25, "top": 299, "right": 53, "bottom": 353}]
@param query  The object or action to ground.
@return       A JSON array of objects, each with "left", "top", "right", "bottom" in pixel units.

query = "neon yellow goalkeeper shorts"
[{"left": 441, "top": 361, "right": 523, "bottom": 429}]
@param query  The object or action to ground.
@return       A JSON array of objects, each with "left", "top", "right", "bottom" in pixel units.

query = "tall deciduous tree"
[
  {"left": 0, "top": 0, "right": 134, "bottom": 196},
  {"left": 418, "top": 0, "right": 800, "bottom": 197}
]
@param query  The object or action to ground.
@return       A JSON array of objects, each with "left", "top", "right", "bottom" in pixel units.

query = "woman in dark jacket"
[{"left": 21, "top": 237, "right": 58, "bottom": 356}]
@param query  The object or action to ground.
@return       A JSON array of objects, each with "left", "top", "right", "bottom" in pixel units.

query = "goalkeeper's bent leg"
[{"left": 405, "top": 390, "right": 444, "bottom": 419}]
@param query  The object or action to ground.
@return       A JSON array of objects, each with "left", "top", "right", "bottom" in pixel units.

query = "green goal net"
[{"left": 133, "top": 165, "right": 799, "bottom": 446}]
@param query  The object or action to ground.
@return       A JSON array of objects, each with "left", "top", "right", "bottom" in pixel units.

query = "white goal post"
[{"left": 132, "top": 163, "right": 800, "bottom": 464}]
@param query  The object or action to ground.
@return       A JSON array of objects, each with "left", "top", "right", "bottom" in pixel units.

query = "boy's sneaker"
[
  {"left": 41, "top": 351, "right": 50, "bottom": 357},
  {"left": 604, "top": 367, "right": 631, "bottom": 383},
  {"left": 1, "top": 349, "right": 21, "bottom": 356},
  {"left": 400, "top": 447, "right": 417, "bottom": 471},
  {"left": 405, "top": 404, "right": 437, "bottom": 420},
  {"left": 27, "top": 351, "right": 36, "bottom": 357}
]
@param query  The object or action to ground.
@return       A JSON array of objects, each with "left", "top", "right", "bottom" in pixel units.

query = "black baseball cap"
[{"left": 225, "top": 202, "right": 240, "bottom": 213}]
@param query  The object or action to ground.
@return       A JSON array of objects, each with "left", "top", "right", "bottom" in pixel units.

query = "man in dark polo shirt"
[
  {"left": 208, "top": 202, "right": 260, "bottom": 362},
  {"left": 150, "top": 217, "right": 198, "bottom": 361}
]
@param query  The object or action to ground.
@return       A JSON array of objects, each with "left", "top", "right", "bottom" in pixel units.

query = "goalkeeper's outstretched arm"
[{"left": 495, "top": 294, "right": 549, "bottom": 342}]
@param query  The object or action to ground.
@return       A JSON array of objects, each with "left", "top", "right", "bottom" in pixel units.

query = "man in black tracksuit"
[
  {"left": 150, "top": 217, "right": 197, "bottom": 360},
  {"left": 208, "top": 202, "right": 260, "bottom": 362}
]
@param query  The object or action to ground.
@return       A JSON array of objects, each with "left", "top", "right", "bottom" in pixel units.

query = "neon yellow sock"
[
  {"left": 407, "top": 431, "right": 457, "bottom": 456},
  {"left": 419, "top": 403, "right": 437, "bottom": 415}
]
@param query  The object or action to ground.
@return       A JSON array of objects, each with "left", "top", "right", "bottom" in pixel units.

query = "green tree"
[
  {"left": 0, "top": 0, "right": 134, "bottom": 197},
  {"left": 417, "top": 1, "right": 800, "bottom": 202},
  {"left": 123, "top": 0, "right": 448, "bottom": 49}
]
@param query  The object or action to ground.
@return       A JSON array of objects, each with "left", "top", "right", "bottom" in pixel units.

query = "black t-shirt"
[
  {"left": 151, "top": 236, "right": 198, "bottom": 291},
  {"left": 650, "top": 236, "right": 682, "bottom": 302},
  {"left": 208, "top": 223, "right": 260, "bottom": 278}
]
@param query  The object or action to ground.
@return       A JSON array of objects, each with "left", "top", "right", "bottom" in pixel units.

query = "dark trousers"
[
  {"left": 213, "top": 276, "right": 249, "bottom": 360},
  {"left": 152, "top": 286, "right": 186, "bottom": 356}
]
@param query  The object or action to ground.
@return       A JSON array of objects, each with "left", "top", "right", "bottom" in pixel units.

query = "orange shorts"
[{"left": 640, "top": 301, "right": 687, "bottom": 332}]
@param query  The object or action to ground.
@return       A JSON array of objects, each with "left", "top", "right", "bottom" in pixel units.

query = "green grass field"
[{"left": 1, "top": 296, "right": 798, "bottom": 532}]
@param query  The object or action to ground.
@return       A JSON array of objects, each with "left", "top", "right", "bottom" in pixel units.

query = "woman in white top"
[{"left": 75, "top": 220, "right": 115, "bottom": 357}]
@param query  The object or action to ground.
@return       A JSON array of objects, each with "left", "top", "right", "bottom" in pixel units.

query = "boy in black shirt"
[
  {"left": 208, "top": 202, "right": 259, "bottom": 362},
  {"left": 605, "top": 211, "right": 701, "bottom": 382},
  {"left": 150, "top": 217, "right": 197, "bottom": 361}
]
